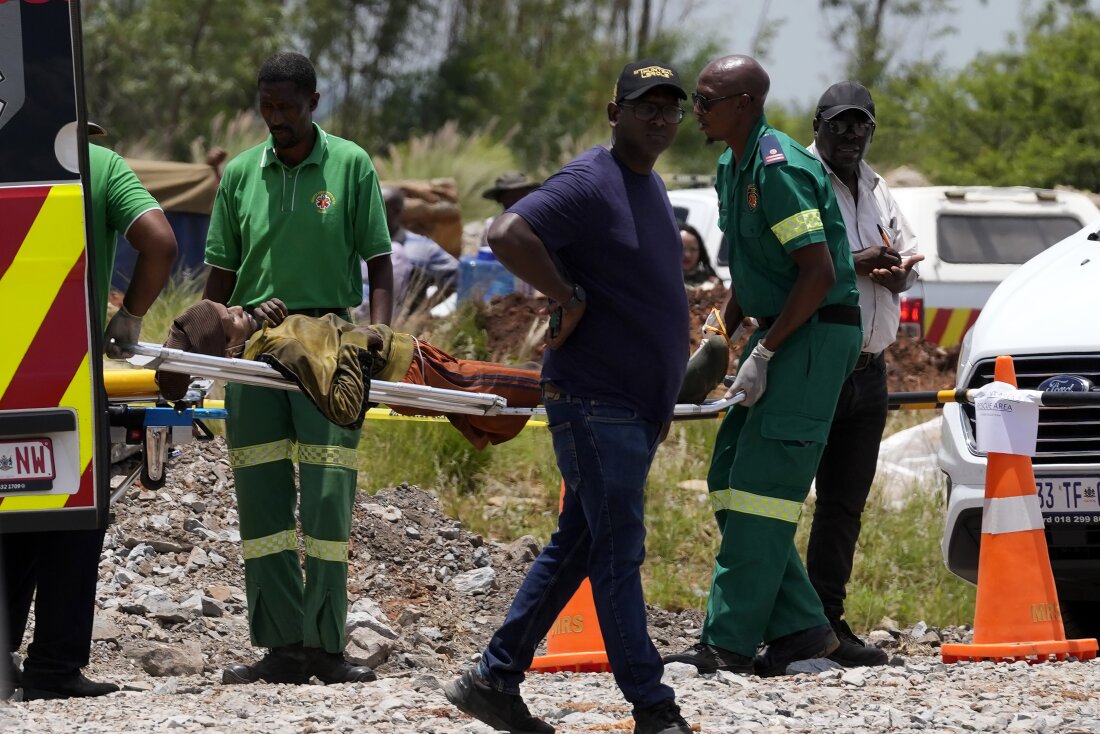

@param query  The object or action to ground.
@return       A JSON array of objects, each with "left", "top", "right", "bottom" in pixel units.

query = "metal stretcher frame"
[{"left": 128, "top": 342, "right": 745, "bottom": 418}]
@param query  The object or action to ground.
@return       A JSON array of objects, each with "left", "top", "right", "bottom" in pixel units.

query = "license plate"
[
  {"left": 1035, "top": 477, "right": 1100, "bottom": 524},
  {"left": 0, "top": 438, "right": 55, "bottom": 492}
]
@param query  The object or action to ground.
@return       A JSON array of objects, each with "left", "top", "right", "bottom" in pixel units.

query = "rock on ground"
[{"left": 5, "top": 439, "right": 1097, "bottom": 732}]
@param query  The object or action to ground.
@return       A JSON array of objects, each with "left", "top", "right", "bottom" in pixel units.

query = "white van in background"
[
  {"left": 668, "top": 184, "right": 730, "bottom": 284},
  {"left": 890, "top": 187, "right": 1098, "bottom": 346},
  {"left": 667, "top": 185, "right": 1099, "bottom": 347}
]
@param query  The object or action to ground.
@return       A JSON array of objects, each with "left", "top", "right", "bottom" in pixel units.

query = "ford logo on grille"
[{"left": 1037, "top": 375, "right": 1093, "bottom": 392}]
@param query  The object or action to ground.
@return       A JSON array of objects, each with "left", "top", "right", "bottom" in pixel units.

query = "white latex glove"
[
  {"left": 725, "top": 341, "right": 774, "bottom": 407},
  {"left": 104, "top": 304, "right": 143, "bottom": 359}
]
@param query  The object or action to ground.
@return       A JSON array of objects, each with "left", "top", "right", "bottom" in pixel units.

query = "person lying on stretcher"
[
  {"left": 154, "top": 298, "right": 542, "bottom": 448},
  {"left": 154, "top": 299, "right": 733, "bottom": 448}
]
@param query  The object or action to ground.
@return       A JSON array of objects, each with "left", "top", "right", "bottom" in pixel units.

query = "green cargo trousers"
[
  {"left": 701, "top": 321, "right": 860, "bottom": 657},
  {"left": 225, "top": 383, "right": 361, "bottom": 653}
]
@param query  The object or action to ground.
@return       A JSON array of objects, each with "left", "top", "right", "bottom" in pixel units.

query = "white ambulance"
[{"left": 0, "top": 0, "right": 112, "bottom": 532}]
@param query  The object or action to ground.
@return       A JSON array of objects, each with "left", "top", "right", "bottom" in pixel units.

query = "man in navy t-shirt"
[{"left": 443, "top": 60, "right": 693, "bottom": 734}]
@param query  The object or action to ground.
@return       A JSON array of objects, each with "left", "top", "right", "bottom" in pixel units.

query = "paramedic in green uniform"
[
  {"left": 664, "top": 55, "right": 862, "bottom": 677},
  {"left": 202, "top": 52, "right": 393, "bottom": 685}
]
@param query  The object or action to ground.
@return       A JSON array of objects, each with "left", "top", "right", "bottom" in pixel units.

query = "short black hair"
[{"left": 258, "top": 52, "right": 317, "bottom": 94}]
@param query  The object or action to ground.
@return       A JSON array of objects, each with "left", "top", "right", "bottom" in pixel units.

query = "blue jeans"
[{"left": 478, "top": 392, "right": 674, "bottom": 709}]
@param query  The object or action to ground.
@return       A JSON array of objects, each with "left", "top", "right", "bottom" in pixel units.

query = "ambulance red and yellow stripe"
[
  {"left": 0, "top": 184, "right": 97, "bottom": 513},
  {"left": 923, "top": 306, "right": 981, "bottom": 348}
]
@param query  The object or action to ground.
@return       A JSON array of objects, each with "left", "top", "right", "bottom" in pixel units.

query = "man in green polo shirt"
[
  {"left": 664, "top": 55, "right": 862, "bottom": 677},
  {"left": 202, "top": 51, "right": 392, "bottom": 686}
]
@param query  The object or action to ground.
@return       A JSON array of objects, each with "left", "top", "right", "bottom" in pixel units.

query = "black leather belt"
[
  {"left": 853, "top": 351, "right": 882, "bottom": 371},
  {"left": 287, "top": 307, "right": 352, "bottom": 320},
  {"left": 756, "top": 303, "right": 861, "bottom": 331}
]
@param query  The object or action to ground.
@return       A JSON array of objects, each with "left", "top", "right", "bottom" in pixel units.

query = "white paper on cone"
[{"left": 974, "top": 381, "right": 1041, "bottom": 456}]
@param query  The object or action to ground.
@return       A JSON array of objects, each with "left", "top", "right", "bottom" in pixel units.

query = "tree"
[
  {"left": 291, "top": 0, "right": 438, "bottom": 145},
  {"left": 379, "top": 0, "right": 720, "bottom": 169},
  {"left": 819, "top": 0, "right": 964, "bottom": 88},
  {"left": 82, "top": 1, "right": 290, "bottom": 159},
  {"left": 871, "top": 7, "right": 1100, "bottom": 191}
]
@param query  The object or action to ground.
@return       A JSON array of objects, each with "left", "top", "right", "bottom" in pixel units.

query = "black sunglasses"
[
  {"left": 618, "top": 102, "right": 685, "bottom": 124},
  {"left": 820, "top": 118, "right": 875, "bottom": 136},
  {"left": 691, "top": 91, "right": 753, "bottom": 112}
]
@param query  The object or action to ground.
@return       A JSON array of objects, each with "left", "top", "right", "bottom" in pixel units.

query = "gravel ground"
[
  {"left": 4, "top": 657, "right": 1099, "bottom": 733},
  {"left": 3, "top": 440, "right": 1098, "bottom": 732}
]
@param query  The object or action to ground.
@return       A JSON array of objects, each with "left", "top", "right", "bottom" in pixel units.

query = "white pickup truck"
[
  {"left": 938, "top": 220, "right": 1100, "bottom": 638},
  {"left": 668, "top": 185, "right": 1099, "bottom": 347}
]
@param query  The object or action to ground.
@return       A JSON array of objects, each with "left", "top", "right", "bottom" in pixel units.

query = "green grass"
[
  {"left": 135, "top": 269, "right": 205, "bottom": 344},
  {"left": 356, "top": 407, "right": 976, "bottom": 633},
  {"left": 372, "top": 122, "right": 524, "bottom": 224},
  {"left": 134, "top": 272, "right": 975, "bottom": 632}
]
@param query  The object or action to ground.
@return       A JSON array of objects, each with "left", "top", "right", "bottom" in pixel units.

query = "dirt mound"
[
  {"left": 887, "top": 335, "right": 959, "bottom": 393},
  {"left": 480, "top": 290, "right": 958, "bottom": 393}
]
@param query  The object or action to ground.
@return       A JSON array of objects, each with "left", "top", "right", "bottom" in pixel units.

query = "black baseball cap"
[
  {"left": 613, "top": 59, "right": 687, "bottom": 103},
  {"left": 816, "top": 81, "right": 875, "bottom": 122}
]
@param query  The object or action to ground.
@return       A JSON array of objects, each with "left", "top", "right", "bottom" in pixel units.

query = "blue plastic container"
[{"left": 457, "top": 247, "right": 516, "bottom": 303}]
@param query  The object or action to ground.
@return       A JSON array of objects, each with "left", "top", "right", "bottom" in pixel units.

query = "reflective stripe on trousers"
[
  {"left": 709, "top": 487, "right": 803, "bottom": 523},
  {"left": 229, "top": 439, "right": 357, "bottom": 471}
]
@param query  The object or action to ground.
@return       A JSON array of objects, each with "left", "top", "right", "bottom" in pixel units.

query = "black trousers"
[
  {"left": 1, "top": 527, "right": 105, "bottom": 676},
  {"left": 806, "top": 352, "right": 888, "bottom": 621}
]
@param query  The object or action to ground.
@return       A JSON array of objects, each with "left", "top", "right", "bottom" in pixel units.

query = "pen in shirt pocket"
[{"left": 877, "top": 223, "right": 893, "bottom": 249}]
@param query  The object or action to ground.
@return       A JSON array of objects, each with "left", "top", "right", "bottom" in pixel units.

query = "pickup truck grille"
[{"left": 962, "top": 353, "right": 1100, "bottom": 465}]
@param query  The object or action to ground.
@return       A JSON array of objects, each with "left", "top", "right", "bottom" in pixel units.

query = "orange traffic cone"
[
  {"left": 528, "top": 481, "right": 611, "bottom": 673},
  {"left": 942, "top": 356, "right": 1098, "bottom": 664}
]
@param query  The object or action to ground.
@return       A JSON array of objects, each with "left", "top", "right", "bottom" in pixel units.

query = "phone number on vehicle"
[{"left": 1043, "top": 514, "right": 1100, "bottom": 525}]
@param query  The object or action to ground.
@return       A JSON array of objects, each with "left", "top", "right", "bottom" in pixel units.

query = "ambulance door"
[{"left": 0, "top": 0, "right": 110, "bottom": 532}]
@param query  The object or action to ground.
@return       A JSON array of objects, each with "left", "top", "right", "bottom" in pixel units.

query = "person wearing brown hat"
[
  {"left": 481, "top": 171, "right": 542, "bottom": 209},
  {"left": 805, "top": 81, "right": 921, "bottom": 669},
  {"left": 443, "top": 58, "right": 695, "bottom": 734},
  {"left": 2, "top": 123, "right": 177, "bottom": 701},
  {"left": 479, "top": 172, "right": 542, "bottom": 257}
]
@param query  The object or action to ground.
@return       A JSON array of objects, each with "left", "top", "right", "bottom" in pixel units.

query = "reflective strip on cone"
[{"left": 982, "top": 495, "right": 1044, "bottom": 535}]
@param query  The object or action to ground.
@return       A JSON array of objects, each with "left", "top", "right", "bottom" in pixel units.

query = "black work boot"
[
  {"left": 20, "top": 671, "right": 119, "bottom": 700},
  {"left": 754, "top": 623, "right": 840, "bottom": 677},
  {"left": 632, "top": 698, "right": 693, "bottom": 734},
  {"left": 662, "top": 642, "right": 754, "bottom": 674},
  {"left": 827, "top": 618, "right": 888, "bottom": 667},
  {"left": 442, "top": 667, "right": 554, "bottom": 734},
  {"left": 222, "top": 642, "right": 309, "bottom": 685},
  {"left": 305, "top": 648, "right": 376, "bottom": 684}
]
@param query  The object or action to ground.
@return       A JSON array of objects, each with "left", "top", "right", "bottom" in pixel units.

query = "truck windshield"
[{"left": 937, "top": 214, "right": 1082, "bottom": 264}]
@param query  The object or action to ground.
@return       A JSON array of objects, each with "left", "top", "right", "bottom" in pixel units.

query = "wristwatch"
[{"left": 561, "top": 283, "right": 586, "bottom": 310}]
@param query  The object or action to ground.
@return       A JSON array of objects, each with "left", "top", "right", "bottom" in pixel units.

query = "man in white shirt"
[{"left": 807, "top": 81, "right": 923, "bottom": 668}]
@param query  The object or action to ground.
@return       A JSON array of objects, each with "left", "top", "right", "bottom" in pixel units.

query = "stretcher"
[
  {"left": 103, "top": 342, "right": 743, "bottom": 502},
  {"left": 123, "top": 342, "right": 746, "bottom": 419}
]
